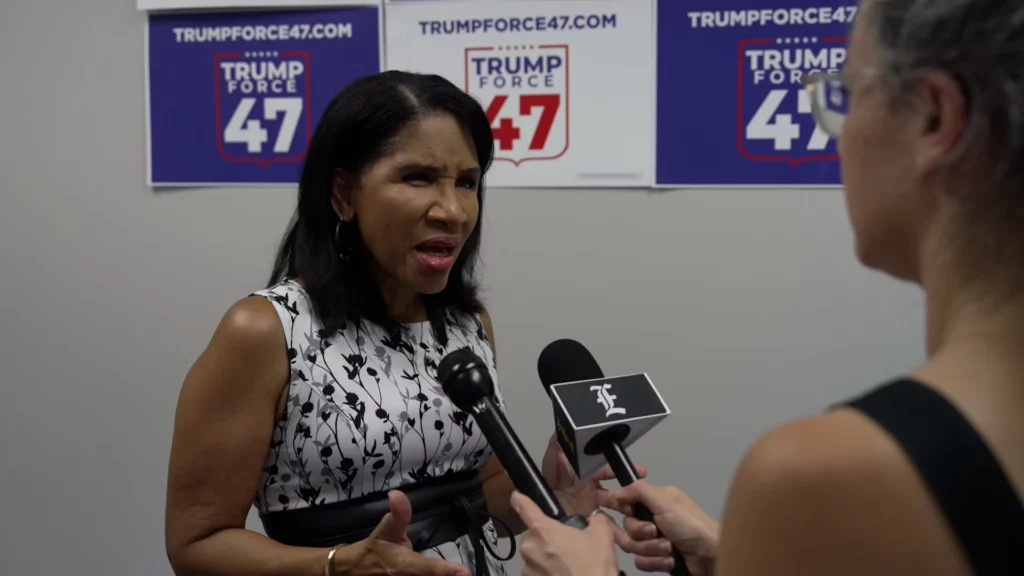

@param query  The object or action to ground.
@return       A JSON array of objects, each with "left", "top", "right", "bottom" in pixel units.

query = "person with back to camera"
[
  {"left": 510, "top": 0, "right": 1024, "bottom": 574},
  {"left": 162, "top": 71, "right": 635, "bottom": 576}
]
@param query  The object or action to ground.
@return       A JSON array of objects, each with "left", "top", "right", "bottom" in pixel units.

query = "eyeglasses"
[{"left": 802, "top": 71, "right": 851, "bottom": 138}]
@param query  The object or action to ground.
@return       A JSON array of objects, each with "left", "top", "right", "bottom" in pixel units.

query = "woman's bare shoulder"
[
  {"left": 216, "top": 296, "right": 284, "bottom": 345},
  {"left": 185, "top": 296, "right": 289, "bottom": 397},
  {"left": 716, "top": 409, "right": 972, "bottom": 576}
]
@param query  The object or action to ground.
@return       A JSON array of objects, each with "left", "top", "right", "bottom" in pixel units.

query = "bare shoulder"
[
  {"left": 214, "top": 295, "right": 285, "bottom": 349},
  {"left": 184, "top": 296, "right": 289, "bottom": 401},
  {"left": 716, "top": 409, "right": 971, "bottom": 576}
]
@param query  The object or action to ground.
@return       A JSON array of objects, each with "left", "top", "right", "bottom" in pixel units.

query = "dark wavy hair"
[{"left": 268, "top": 71, "right": 495, "bottom": 345}]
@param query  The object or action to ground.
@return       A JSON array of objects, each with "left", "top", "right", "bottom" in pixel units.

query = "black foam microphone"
[
  {"left": 437, "top": 348, "right": 588, "bottom": 530},
  {"left": 538, "top": 339, "right": 691, "bottom": 576}
]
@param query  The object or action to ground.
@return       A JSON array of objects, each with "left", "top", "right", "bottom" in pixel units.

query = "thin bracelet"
[{"left": 324, "top": 544, "right": 345, "bottom": 576}]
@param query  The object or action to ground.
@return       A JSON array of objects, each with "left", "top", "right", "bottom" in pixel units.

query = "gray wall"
[{"left": 0, "top": 1, "right": 925, "bottom": 574}]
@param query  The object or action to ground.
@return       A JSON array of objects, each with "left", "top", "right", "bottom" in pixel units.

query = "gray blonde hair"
[
  {"left": 869, "top": 0, "right": 1024, "bottom": 288},
  {"left": 869, "top": 0, "right": 1024, "bottom": 177}
]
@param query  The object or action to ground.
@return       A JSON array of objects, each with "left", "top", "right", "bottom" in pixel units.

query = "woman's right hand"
[
  {"left": 603, "top": 481, "right": 720, "bottom": 576},
  {"left": 331, "top": 491, "right": 470, "bottom": 576}
]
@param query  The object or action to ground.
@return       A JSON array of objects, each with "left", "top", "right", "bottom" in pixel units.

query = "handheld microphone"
[
  {"left": 538, "top": 339, "right": 691, "bottom": 576},
  {"left": 436, "top": 347, "right": 588, "bottom": 530}
]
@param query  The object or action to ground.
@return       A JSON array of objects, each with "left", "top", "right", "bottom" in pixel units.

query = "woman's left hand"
[
  {"left": 541, "top": 434, "right": 647, "bottom": 516},
  {"left": 512, "top": 491, "right": 621, "bottom": 576}
]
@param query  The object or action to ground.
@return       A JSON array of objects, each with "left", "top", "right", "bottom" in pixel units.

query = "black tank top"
[{"left": 844, "top": 378, "right": 1024, "bottom": 575}]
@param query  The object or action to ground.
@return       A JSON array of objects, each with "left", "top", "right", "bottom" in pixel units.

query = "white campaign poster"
[
  {"left": 138, "top": 0, "right": 380, "bottom": 10},
  {"left": 385, "top": 0, "right": 655, "bottom": 188}
]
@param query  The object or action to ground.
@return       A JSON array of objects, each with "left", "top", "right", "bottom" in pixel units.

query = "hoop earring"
[{"left": 335, "top": 220, "right": 352, "bottom": 261}]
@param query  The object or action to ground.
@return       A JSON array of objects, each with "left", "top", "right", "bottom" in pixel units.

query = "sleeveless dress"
[{"left": 251, "top": 279, "right": 509, "bottom": 575}]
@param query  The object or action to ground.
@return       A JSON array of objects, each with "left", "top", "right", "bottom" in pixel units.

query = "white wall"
[{"left": 0, "top": 1, "right": 925, "bottom": 574}]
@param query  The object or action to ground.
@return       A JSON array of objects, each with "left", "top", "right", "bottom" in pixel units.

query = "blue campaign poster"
[
  {"left": 147, "top": 7, "right": 381, "bottom": 186},
  {"left": 656, "top": 1, "right": 857, "bottom": 187}
]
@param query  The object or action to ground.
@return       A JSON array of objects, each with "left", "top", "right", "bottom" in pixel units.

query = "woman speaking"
[
  {"left": 163, "top": 71, "right": 621, "bottom": 576},
  {"left": 513, "top": 0, "right": 1024, "bottom": 574}
]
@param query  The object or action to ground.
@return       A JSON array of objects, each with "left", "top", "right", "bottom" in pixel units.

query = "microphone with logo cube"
[
  {"left": 539, "top": 339, "right": 690, "bottom": 576},
  {"left": 548, "top": 373, "right": 670, "bottom": 484}
]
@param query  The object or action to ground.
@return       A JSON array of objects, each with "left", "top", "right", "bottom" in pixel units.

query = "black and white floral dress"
[{"left": 252, "top": 280, "right": 508, "bottom": 575}]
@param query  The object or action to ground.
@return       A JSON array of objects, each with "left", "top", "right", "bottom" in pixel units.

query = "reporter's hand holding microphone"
[
  {"left": 514, "top": 480, "right": 720, "bottom": 576},
  {"left": 513, "top": 490, "right": 623, "bottom": 576},
  {"left": 513, "top": 462, "right": 721, "bottom": 576},
  {"left": 514, "top": 339, "right": 719, "bottom": 576},
  {"left": 603, "top": 481, "right": 719, "bottom": 576}
]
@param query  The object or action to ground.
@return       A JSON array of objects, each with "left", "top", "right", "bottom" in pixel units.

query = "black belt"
[{"left": 260, "top": 470, "right": 514, "bottom": 575}]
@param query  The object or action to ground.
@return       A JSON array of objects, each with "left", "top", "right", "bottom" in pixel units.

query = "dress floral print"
[{"left": 252, "top": 280, "right": 508, "bottom": 574}]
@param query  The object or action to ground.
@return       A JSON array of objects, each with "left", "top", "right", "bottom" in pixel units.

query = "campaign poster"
[
  {"left": 386, "top": 0, "right": 655, "bottom": 188},
  {"left": 138, "top": 1, "right": 380, "bottom": 10},
  {"left": 656, "top": 1, "right": 858, "bottom": 187},
  {"left": 146, "top": 7, "right": 382, "bottom": 186}
]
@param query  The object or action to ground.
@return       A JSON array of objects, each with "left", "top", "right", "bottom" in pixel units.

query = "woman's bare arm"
[{"left": 165, "top": 297, "right": 334, "bottom": 575}]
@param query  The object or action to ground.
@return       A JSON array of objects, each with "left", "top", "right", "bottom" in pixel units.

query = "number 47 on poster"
[
  {"left": 742, "top": 41, "right": 848, "bottom": 160},
  {"left": 746, "top": 87, "right": 832, "bottom": 152},
  {"left": 215, "top": 52, "right": 313, "bottom": 165},
  {"left": 223, "top": 97, "right": 303, "bottom": 154}
]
